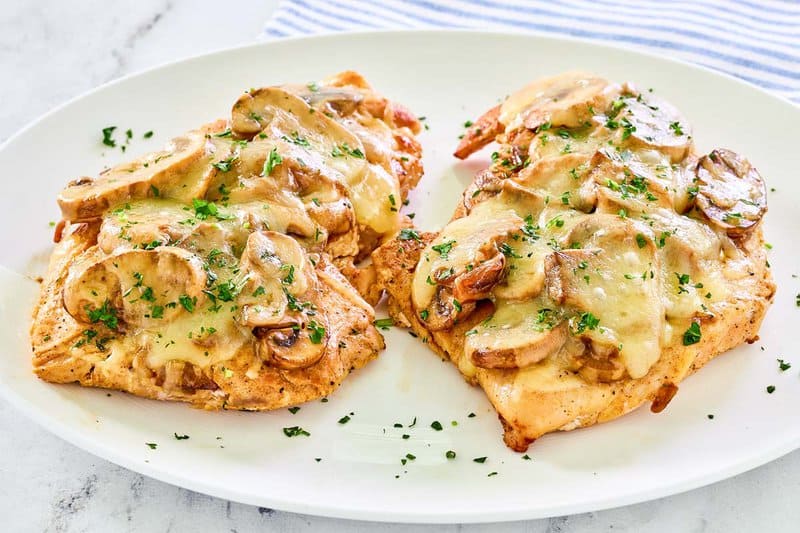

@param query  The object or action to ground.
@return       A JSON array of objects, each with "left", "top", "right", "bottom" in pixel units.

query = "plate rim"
[{"left": 1, "top": 29, "right": 797, "bottom": 524}]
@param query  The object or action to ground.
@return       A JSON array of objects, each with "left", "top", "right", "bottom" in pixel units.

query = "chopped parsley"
[
  {"left": 86, "top": 300, "right": 119, "bottom": 330},
  {"left": 331, "top": 142, "right": 365, "bottom": 159},
  {"left": 722, "top": 212, "right": 743, "bottom": 225},
  {"left": 766, "top": 385, "right": 776, "bottom": 394},
  {"left": 307, "top": 321, "right": 326, "bottom": 344},
  {"left": 398, "top": 228, "right": 420, "bottom": 241},
  {"left": 252, "top": 286, "right": 266, "bottom": 297},
  {"left": 373, "top": 318, "right": 394, "bottom": 330},
  {"left": 669, "top": 121, "right": 684, "bottom": 136},
  {"left": 338, "top": 415, "right": 351, "bottom": 424},
  {"left": 431, "top": 239, "right": 456, "bottom": 259},
  {"left": 143, "top": 130, "right": 154, "bottom": 139},
  {"left": 178, "top": 294, "right": 196, "bottom": 313},
  {"left": 192, "top": 198, "right": 231, "bottom": 221},
  {"left": 101, "top": 126, "right": 117, "bottom": 147},
  {"left": 212, "top": 154, "right": 239, "bottom": 172},
  {"left": 682, "top": 322, "right": 702, "bottom": 345},
  {"left": 145, "top": 442, "right": 158, "bottom": 449},
  {"left": 635, "top": 233, "right": 647, "bottom": 249},
  {"left": 473, "top": 456, "right": 487, "bottom": 464},
  {"left": 262, "top": 147, "right": 283, "bottom": 176},
  {"left": 288, "top": 406, "right": 301, "bottom": 414},
  {"left": 284, "top": 131, "right": 310, "bottom": 147},
  {"left": 173, "top": 433, "right": 189, "bottom": 440},
  {"left": 500, "top": 242, "right": 522, "bottom": 258},
  {"left": 283, "top": 426, "right": 310, "bottom": 437},
  {"left": 778, "top": 359, "right": 791, "bottom": 372},
  {"left": 446, "top": 450, "right": 456, "bottom": 459},
  {"left": 430, "top": 420, "right": 443, "bottom": 431},
  {"left": 575, "top": 312, "right": 600, "bottom": 333},
  {"left": 281, "top": 264, "right": 296, "bottom": 285}
]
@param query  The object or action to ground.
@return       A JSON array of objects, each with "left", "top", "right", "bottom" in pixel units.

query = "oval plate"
[{"left": 1, "top": 31, "right": 798, "bottom": 523}]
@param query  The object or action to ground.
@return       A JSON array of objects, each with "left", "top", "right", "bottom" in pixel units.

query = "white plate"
[{"left": 1, "top": 31, "right": 798, "bottom": 524}]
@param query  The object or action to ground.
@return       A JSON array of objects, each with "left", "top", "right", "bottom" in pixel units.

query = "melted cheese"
[
  {"left": 411, "top": 85, "right": 740, "bottom": 381},
  {"left": 62, "top": 78, "right": 414, "bottom": 373}
]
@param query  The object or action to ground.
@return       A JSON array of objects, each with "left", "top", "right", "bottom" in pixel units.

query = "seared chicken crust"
[
  {"left": 374, "top": 72, "right": 774, "bottom": 450},
  {"left": 31, "top": 71, "right": 422, "bottom": 410}
]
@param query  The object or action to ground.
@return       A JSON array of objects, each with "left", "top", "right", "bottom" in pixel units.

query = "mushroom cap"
[
  {"left": 63, "top": 247, "right": 207, "bottom": 330},
  {"left": 695, "top": 148, "right": 767, "bottom": 237},
  {"left": 254, "top": 320, "right": 328, "bottom": 370},
  {"left": 58, "top": 122, "right": 224, "bottom": 221},
  {"left": 501, "top": 71, "right": 619, "bottom": 131}
]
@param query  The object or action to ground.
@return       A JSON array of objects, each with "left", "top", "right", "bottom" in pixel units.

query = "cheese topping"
[
  {"left": 56, "top": 76, "right": 420, "bottom": 373},
  {"left": 412, "top": 74, "right": 765, "bottom": 382}
]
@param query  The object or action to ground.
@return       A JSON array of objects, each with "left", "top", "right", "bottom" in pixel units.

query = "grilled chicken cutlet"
[
  {"left": 373, "top": 72, "right": 774, "bottom": 451},
  {"left": 31, "top": 71, "right": 423, "bottom": 410}
]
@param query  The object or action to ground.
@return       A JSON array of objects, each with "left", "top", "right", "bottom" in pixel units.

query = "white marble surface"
[{"left": 1, "top": 1, "right": 799, "bottom": 531}]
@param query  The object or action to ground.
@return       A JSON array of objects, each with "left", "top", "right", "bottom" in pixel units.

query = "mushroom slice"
[
  {"left": 422, "top": 284, "right": 477, "bottom": 331},
  {"left": 237, "top": 231, "right": 311, "bottom": 328},
  {"left": 63, "top": 247, "right": 207, "bottom": 330},
  {"left": 500, "top": 72, "right": 619, "bottom": 132},
  {"left": 462, "top": 168, "right": 505, "bottom": 212},
  {"left": 454, "top": 105, "right": 505, "bottom": 159},
  {"left": 575, "top": 349, "right": 627, "bottom": 383},
  {"left": 254, "top": 318, "right": 328, "bottom": 370},
  {"left": 58, "top": 123, "right": 222, "bottom": 221},
  {"left": 291, "top": 85, "right": 365, "bottom": 116},
  {"left": 695, "top": 149, "right": 767, "bottom": 237},
  {"left": 468, "top": 318, "right": 568, "bottom": 370},
  {"left": 231, "top": 87, "right": 401, "bottom": 239},
  {"left": 411, "top": 212, "right": 522, "bottom": 312},
  {"left": 609, "top": 93, "right": 692, "bottom": 162},
  {"left": 548, "top": 216, "right": 665, "bottom": 379},
  {"left": 453, "top": 253, "right": 507, "bottom": 302}
]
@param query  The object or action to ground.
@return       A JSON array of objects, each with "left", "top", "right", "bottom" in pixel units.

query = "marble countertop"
[{"left": 1, "top": 1, "right": 798, "bottom": 531}]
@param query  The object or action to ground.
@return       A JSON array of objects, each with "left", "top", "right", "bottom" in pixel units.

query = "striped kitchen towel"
[{"left": 261, "top": 0, "right": 800, "bottom": 103}]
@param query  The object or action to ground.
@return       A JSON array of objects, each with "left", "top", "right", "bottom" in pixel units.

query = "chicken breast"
[
  {"left": 374, "top": 72, "right": 775, "bottom": 451},
  {"left": 31, "top": 72, "right": 422, "bottom": 410}
]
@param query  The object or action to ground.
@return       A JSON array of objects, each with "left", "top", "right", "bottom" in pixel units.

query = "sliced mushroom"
[
  {"left": 514, "top": 152, "right": 598, "bottom": 212},
  {"left": 589, "top": 149, "right": 673, "bottom": 216},
  {"left": 321, "top": 70, "right": 422, "bottom": 132},
  {"left": 237, "top": 231, "right": 311, "bottom": 328},
  {"left": 695, "top": 149, "right": 767, "bottom": 237},
  {"left": 254, "top": 321, "right": 327, "bottom": 370},
  {"left": 63, "top": 247, "right": 207, "bottom": 329},
  {"left": 59, "top": 122, "right": 224, "bottom": 221},
  {"left": 462, "top": 168, "right": 505, "bottom": 212},
  {"left": 500, "top": 72, "right": 619, "bottom": 132},
  {"left": 468, "top": 321, "right": 568, "bottom": 369},
  {"left": 574, "top": 348, "right": 627, "bottom": 383},
  {"left": 454, "top": 104, "right": 505, "bottom": 159},
  {"left": 453, "top": 253, "right": 507, "bottom": 302},
  {"left": 411, "top": 213, "right": 522, "bottom": 315},
  {"left": 609, "top": 93, "right": 692, "bottom": 162},
  {"left": 160, "top": 360, "right": 218, "bottom": 392},
  {"left": 423, "top": 284, "right": 477, "bottom": 331},
  {"left": 548, "top": 217, "right": 665, "bottom": 380}
]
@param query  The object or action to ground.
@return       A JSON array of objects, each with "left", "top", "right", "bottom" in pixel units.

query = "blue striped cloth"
[{"left": 261, "top": 0, "right": 800, "bottom": 103}]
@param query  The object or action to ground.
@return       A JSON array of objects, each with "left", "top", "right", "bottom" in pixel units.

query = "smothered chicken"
[
  {"left": 373, "top": 72, "right": 774, "bottom": 451},
  {"left": 31, "top": 71, "right": 423, "bottom": 410}
]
